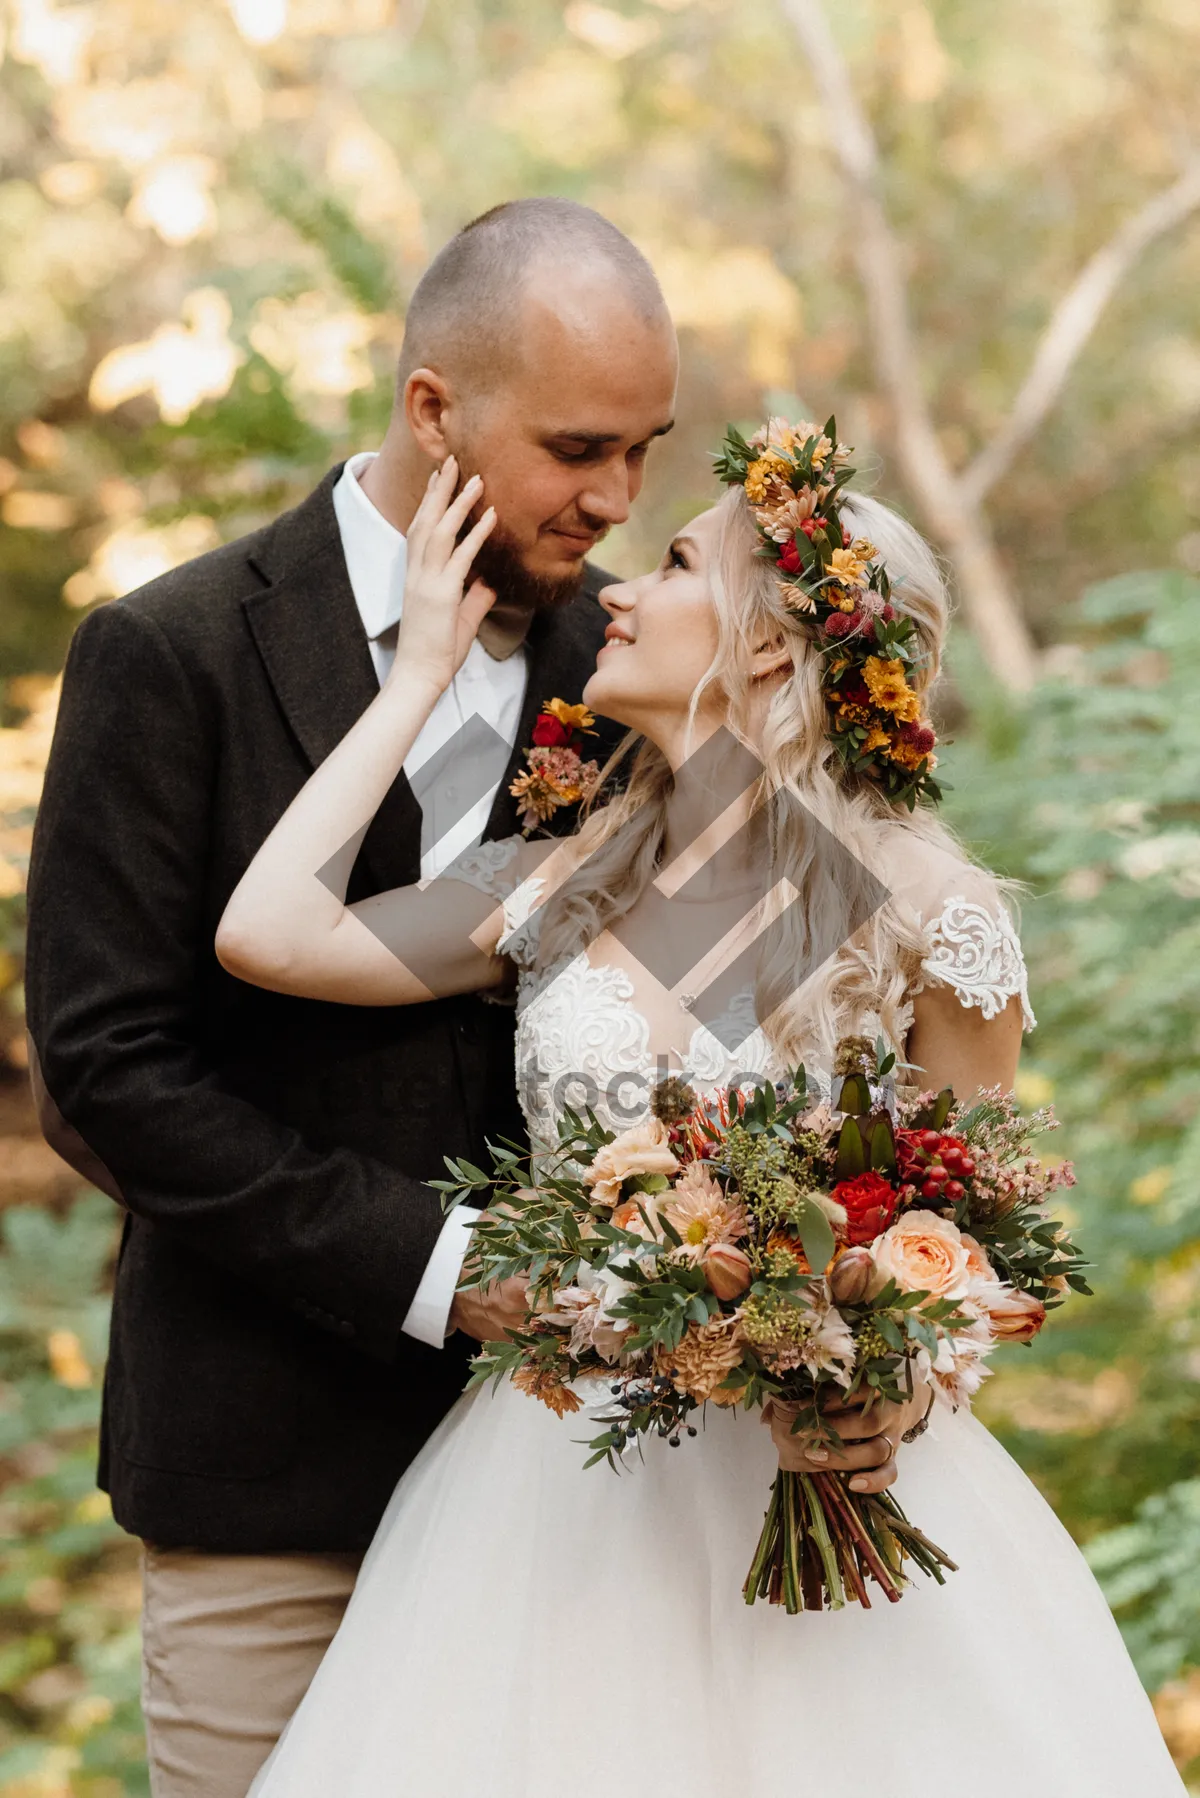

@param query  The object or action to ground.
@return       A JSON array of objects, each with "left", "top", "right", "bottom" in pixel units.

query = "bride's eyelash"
[{"left": 665, "top": 545, "right": 688, "bottom": 571}]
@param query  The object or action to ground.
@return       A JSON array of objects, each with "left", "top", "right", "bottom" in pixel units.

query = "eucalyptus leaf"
[{"left": 795, "top": 1197, "right": 835, "bottom": 1273}]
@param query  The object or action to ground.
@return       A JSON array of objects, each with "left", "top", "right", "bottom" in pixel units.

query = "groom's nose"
[{"left": 577, "top": 456, "right": 635, "bottom": 529}]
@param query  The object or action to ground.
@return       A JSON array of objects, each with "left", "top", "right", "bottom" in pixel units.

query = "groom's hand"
[{"left": 448, "top": 1275, "right": 529, "bottom": 1343}]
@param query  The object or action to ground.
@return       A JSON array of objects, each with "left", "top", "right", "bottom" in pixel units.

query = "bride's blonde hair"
[{"left": 541, "top": 484, "right": 1009, "bottom": 1066}]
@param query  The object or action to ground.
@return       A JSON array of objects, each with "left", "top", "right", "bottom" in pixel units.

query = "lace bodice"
[
  {"left": 508, "top": 940, "right": 786, "bottom": 1149},
  {"left": 447, "top": 840, "right": 1035, "bottom": 1152}
]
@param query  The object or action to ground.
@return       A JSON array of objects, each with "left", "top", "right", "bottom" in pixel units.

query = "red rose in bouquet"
[{"left": 832, "top": 1170, "right": 898, "bottom": 1246}]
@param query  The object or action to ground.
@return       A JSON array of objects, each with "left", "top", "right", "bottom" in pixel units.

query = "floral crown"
[{"left": 713, "top": 416, "right": 941, "bottom": 809}]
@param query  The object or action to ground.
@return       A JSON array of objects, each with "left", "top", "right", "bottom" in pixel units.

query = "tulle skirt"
[{"left": 250, "top": 1380, "right": 1183, "bottom": 1797}]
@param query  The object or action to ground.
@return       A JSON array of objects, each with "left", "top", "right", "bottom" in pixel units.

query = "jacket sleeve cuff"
[{"left": 400, "top": 1206, "right": 481, "bottom": 1348}]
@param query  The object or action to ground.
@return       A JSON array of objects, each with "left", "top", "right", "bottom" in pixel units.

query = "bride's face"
[{"left": 583, "top": 507, "right": 726, "bottom": 740}]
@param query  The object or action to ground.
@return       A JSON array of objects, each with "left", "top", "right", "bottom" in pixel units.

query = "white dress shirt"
[{"left": 332, "top": 452, "right": 521, "bottom": 1345}]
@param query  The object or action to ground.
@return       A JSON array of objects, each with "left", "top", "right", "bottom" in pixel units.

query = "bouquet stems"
[{"left": 743, "top": 1470, "right": 958, "bottom": 1614}]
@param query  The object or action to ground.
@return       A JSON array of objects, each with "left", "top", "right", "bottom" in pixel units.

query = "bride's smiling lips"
[{"left": 598, "top": 622, "right": 635, "bottom": 657}]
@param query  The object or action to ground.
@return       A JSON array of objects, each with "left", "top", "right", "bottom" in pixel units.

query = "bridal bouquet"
[{"left": 435, "top": 1037, "right": 1088, "bottom": 1614}]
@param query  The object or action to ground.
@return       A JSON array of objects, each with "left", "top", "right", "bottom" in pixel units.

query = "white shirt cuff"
[{"left": 400, "top": 1206, "right": 481, "bottom": 1348}]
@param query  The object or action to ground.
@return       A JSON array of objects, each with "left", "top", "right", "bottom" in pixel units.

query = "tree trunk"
[{"left": 936, "top": 508, "right": 1036, "bottom": 692}]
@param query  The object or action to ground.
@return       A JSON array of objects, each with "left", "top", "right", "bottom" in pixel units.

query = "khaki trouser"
[{"left": 140, "top": 1544, "right": 363, "bottom": 1798}]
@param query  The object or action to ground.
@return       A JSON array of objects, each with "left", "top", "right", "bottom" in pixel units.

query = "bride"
[{"left": 217, "top": 436, "right": 1184, "bottom": 1795}]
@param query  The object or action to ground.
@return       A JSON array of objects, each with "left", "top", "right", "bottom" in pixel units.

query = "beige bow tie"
[
  {"left": 375, "top": 598, "right": 535, "bottom": 666},
  {"left": 476, "top": 597, "right": 536, "bottom": 661}
]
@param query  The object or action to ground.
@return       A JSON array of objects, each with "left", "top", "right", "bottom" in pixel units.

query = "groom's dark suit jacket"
[{"left": 24, "top": 467, "right": 620, "bottom": 1553}]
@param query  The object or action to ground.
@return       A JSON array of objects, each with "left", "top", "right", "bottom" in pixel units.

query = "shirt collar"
[
  {"left": 331, "top": 450, "right": 407, "bottom": 643},
  {"left": 331, "top": 449, "right": 536, "bottom": 663}
]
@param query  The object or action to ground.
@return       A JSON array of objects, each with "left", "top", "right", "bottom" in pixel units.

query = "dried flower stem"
[{"left": 743, "top": 1467, "right": 954, "bottom": 1613}]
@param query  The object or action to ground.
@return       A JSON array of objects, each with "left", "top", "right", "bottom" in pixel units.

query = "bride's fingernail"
[
  {"left": 465, "top": 475, "right": 482, "bottom": 492},
  {"left": 807, "top": 1447, "right": 828, "bottom": 1462},
  {"left": 849, "top": 1476, "right": 869, "bottom": 1491}
]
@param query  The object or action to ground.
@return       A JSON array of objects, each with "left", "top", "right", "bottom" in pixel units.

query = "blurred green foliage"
[
  {"left": 1087, "top": 1482, "right": 1200, "bottom": 1698},
  {"left": 949, "top": 574, "right": 1200, "bottom": 1524},
  {"left": 0, "top": 1196, "right": 144, "bottom": 1796},
  {"left": 944, "top": 571, "right": 1200, "bottom": 1728}
]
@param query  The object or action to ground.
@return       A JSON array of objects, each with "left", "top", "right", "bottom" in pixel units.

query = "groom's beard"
[
  {"left": 465, "top": 520, "right": 590, "bottom": 614},
  {"left": 451, "top": 460, "right": 602, "bottom": 612}
]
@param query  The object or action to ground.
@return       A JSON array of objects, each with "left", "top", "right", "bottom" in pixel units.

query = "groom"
[{"left": 24, "top": 199, "right": 677, "bottom": 1798}]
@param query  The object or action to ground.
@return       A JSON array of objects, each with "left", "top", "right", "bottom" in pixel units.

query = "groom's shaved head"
[
  {"left": 398, "top": 198, "right": 670, "bottom": 390},
  {"left": 378, "top": 196, "right": 677, "bottom": 595}
]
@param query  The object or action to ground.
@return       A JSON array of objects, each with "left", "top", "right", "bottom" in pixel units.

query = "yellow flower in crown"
[
  {"left": 786, "top": 421, "right": 838, "bottom": 468},
  {"left": 827, "top": 543, "right": 876, "bottom": 588},
  {"left": 888, "top": 736, "right": 936, "bottom": 771},
  {"left": 838, "top": 698, "right": 874, "bottom": 726},
  {"left": 742, "top": 451, "right": 791, "bottom": 505},
  {"left": 543, "top": 698, "right": 595, "bottom": 732},
  {"left": 749, "top": 416, "right": 798, "bottom": 454},
  {"left": 863, "top": 655, "right": 921, "bottom": 723}
]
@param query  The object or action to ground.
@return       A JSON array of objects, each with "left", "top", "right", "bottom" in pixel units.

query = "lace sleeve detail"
[
  {"left": 441, "top": 841, "right": 543, "bottom": 1002},
  {"left": 914, "top": 895, "right": 1036, "bottom": 1031},
  {"left": 496, "top": 876, "right": 546, "bottom": 973},
  {"left": 440, "top": 838, "right": 524, "bottom": 902},
  {"left": 443, "top": 840, "right": 550, "bottom": 975}
]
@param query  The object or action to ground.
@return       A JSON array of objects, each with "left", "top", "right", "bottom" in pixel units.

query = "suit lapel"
[{"left": 241, "top": 470, "right": 422, "bottom": 895}]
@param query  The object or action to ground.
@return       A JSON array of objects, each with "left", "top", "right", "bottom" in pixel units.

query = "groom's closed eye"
[
  {"left": 544, "top": 435, "right": 657, "bottom": 465},
  {"left": 543, "top": 432, "right": 619, "bottom": 463}
]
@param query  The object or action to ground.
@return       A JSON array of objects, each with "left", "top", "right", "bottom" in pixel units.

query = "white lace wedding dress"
[{"left": 250, "top": 843, "right": 1183, "bottom": 1798}]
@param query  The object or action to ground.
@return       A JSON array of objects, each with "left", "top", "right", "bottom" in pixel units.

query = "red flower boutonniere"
[{"left": 510, "top": 698, "right": 601, "bottom": 834}]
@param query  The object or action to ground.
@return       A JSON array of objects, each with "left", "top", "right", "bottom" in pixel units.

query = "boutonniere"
[{"left": 510, "top": 698, "right": 601, "bottom": 835}]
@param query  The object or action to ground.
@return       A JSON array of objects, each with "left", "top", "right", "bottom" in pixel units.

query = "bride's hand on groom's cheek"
[
  {"left": 389, "top": 455, "right": 497, "bottom": 698},
  {"left": 448, "top": 1274, "right": 529, "bottom": 1344}
]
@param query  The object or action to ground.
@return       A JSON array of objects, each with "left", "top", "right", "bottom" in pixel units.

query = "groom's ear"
[{"left": 403, "top": 367, "right": 456, "bottom": 461}]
